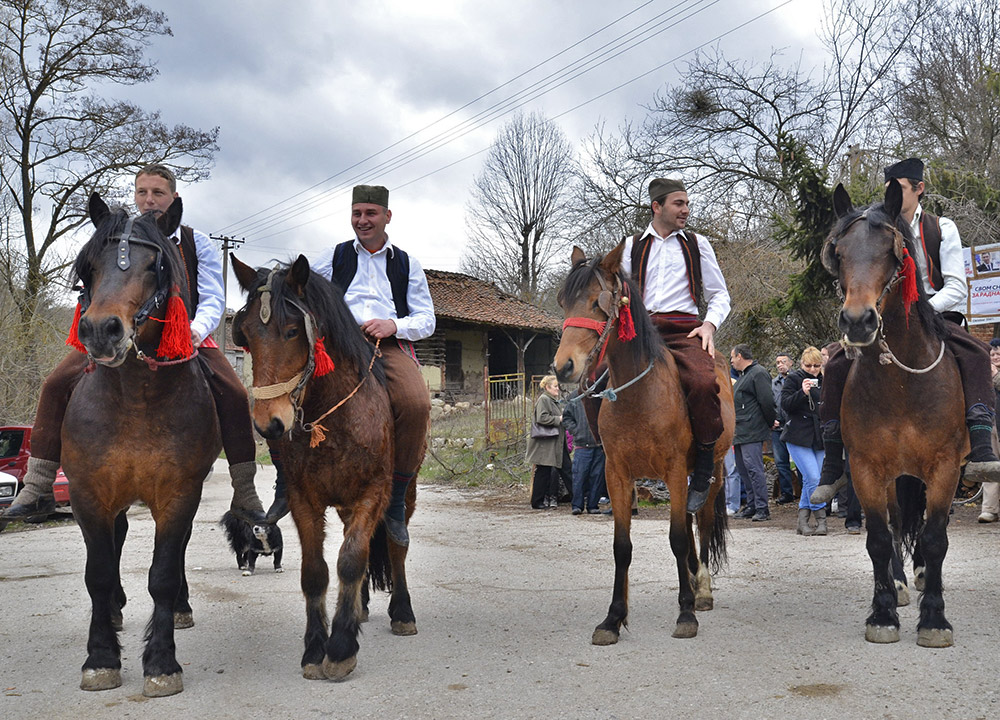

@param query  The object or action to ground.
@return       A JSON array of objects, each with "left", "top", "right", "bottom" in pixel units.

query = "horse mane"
[
  {"left": 245, "top": 262, "right": 386, "bottom": 386},
  {"left": 558, "top": 253, "right": 666, "bottom": 367},
  {"left": 829, "top": 202, "right": 947, "bottom": 341},
  {"left": 72, "top": 208, "right": 191, "bottom": 310}
]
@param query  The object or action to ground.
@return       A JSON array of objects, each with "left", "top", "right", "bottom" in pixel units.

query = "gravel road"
[{"left": 2, "top": 460, "right": 999, "bottom": 719}]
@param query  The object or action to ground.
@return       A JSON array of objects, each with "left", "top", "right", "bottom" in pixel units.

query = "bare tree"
[
  {"left": 461, "top": 112, "right": 575, "bottom": 302},
  {"left": 0, "top": 0, "right": 219, "bottom": 322}
]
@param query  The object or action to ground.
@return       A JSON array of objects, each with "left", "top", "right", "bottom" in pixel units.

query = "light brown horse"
[
  {"left": 553, "top": 244, "right": 734, "bottom": 643},
  {"left": 823, "top": 180, "right": 965, "bottom": 646},
  {"left": 231, "top": 254, "right": 417, "bottom": 681}
]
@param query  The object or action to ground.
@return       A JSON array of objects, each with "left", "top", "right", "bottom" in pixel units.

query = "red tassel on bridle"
[
  {"left": 154, "top": 289, "right": 194, "bottom": 359},
  {"left": 900, "top": 247, "right": 919, "bottom": 325},
  {"left": 314, "top": 337, "right": 335, "bottom": 377},
  {"left": 617, "top": 291, "right": 636, "bottom": 342},
  {"left": 66, "top": 302, "right": 87, "bottom": 353}
]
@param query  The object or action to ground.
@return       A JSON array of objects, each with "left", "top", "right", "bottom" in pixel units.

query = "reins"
[{"left": 302, "top": 338, "right": 381, "bottom": 448}]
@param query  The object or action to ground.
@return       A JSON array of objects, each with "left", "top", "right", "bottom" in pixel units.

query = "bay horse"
[
  {"left": 231, "top": 254, "right": 417, "bottom": 681},
  {"left": 62, "top": 194, "right": 219, "bottom": 696},
  {"left": 823, "top": 180, "right": 964, "bottom": 647},
  {"left": 553, "top": 243, "right": 734, "bottom": 643}
]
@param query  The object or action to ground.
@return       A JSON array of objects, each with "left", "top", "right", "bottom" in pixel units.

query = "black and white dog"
[{"left": 220, "top": 511, "right": 283, "bottom": 576}]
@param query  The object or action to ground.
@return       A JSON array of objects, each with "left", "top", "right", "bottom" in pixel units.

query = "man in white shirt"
[
  {"left": 308, "top": 185, "right": 433, "bottom": 546},
  {"left": 620, "top": 178, "right": 732, "bottom": 513},
  {"left": 813, "top": 158, "right": 1000, "bottom": 503}
]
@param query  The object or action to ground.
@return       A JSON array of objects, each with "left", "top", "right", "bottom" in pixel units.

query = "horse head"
[
  {"left": 823, "top": 180, "right": 915, "bottom": 346},
  {"left": 73, "top": 193, "right": 186, "bottom": 365},
  {"left": 554, "top": 242, "right": 642, "bottom": 383}
]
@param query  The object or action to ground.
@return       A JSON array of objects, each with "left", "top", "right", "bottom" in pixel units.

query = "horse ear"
[
  {"left": 89, "top": 192, "right": 110, "bottom": 227},
  {"left": 571, "top": 246, "right": 586, "bottom": 266},
  {"left": 157, "top": 196, "right": 183, "bottom": 237},
  {"left": 832, "top": 183, "right": 853, "bottom": 218},
  {"left": 601, "top": 241, "right": 627, "bottom": 275},
  {"left": 231, "top": 254, "right": 259, "bottom": 294},
  {"left": 884, "top": 178, "right": 904, "bottom": 219},
  {"left": 821, "top": 238, "right": 839, "bottom": 277},
  {"left": 287, "top": 254, "right": 311, "bottom": 296}
]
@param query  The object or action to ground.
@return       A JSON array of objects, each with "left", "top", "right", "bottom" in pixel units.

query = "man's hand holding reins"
[
  {"left": 362, "top": 318, "right": 397, "bottom": 339},
  {"left": 688, "top": 321, "right": 717, "bottom": 357}
]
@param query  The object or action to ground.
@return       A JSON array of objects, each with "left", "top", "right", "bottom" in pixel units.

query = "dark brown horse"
[
  {"left": 823, "top": 180, "right": 964, "bottom": 647},
  {"left": 62, "top": 194, "right": 219, "bottom": 696},
  {"left": 553, "top": 244, "right": 734, "bottom": 643},
  {"left": 231, "top": 254, "right": 417, "bottom": 681}
]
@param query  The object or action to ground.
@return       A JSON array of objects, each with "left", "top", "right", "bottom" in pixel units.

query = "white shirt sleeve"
[
  {"left": 697, "top": 234, "right": 731, "bottom": 330},
  {"left": 620, "top": 236, "right": 634, "bottom": 278},
  {"left": 930, "top": 216, "right": 968, "bottom": 314},
  {"left": 394, "top": 256, "right": 436, "bottom": 341},
  {"left": 189, "top": 228, "right": 225, "bottom": 342}
]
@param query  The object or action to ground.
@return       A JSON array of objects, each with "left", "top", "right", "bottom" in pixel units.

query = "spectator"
[
  {"left": 979, "top": 339, "right": 1000, "bottom": 523},
  {"left": 562, "top": 390, "right": 607, "bottom": 515},
  {"left": 772, "top": 352, "right": 796, "bottom": 504},
  {"left": 730, "top": 344, "right": 777, "bottom": 521},
  {"left": 527, "top": 376, "right": 571, "bottom": 509},
  {"left": 780, "top": 346, "right": 827, "bottom": 535}
]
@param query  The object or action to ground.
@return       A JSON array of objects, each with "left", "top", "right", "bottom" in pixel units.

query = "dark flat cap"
[
  {"left": 352, "top": 184, "right": 389, "bottom": 207},
  {"left": 884, "top": 158, "right": 924, "bottom": 183},
  {"left": 648, "top": 178, "right": 686, "bottom": 204}
]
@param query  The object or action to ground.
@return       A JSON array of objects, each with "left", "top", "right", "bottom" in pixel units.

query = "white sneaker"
[
  {"left": 978, "top": 512, "right": 998, "bottom": 524},
  {"left": 726, "top": 507, "right": 736, "bottom": 517}
]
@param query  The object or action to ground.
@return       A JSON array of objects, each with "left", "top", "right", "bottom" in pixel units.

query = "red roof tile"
[{"left": 425, "top": 269, "right": 561, "bottom": 333}]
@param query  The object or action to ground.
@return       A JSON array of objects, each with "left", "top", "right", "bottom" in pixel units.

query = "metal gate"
[{"left": 483, "top": 372, "right": 526, "bottom": 446}]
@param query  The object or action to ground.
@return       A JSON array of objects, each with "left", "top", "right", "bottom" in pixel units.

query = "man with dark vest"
[
  {"left": 620, "top": 177, "right": 732, "bottom": 514},
  {"left": 311, "top": 184, "right": 434, "bottom": 547},
  {"left": 813, "top": 157, "right": 1000, "bottom": 504},
  {"left": 0, "top": 165, "right": 267, "bottom": 527}
]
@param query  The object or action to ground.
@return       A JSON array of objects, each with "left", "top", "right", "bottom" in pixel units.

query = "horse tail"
[
  {"left": 706, "top": 485, "right": 729, "bottom": 573},
  {"left": 368, "top": 521, "right": 393, "bottom": 593},
  {"left": 896, "top": 474, "right": 926, "bottom": 555}
]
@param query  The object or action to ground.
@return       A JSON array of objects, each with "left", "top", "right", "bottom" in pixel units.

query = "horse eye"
[{"left": 284, "top": 327, "right": 299, "bottom": 340}]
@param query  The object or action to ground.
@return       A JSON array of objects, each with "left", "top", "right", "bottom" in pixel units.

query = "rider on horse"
[
  {"left": 620, "top": 178, "right": 732, "bottom": 514},
  {"left": 307, "top": 184, "right": 434, "bottom": 547},
  {"left": 813, "top": 158, "right": 1000, "bottom": 504},
  {"left": 0, "top": 165, "right": 267, "bottom": 527}
]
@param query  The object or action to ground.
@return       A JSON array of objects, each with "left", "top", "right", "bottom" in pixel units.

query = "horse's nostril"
[{"left": 104, "top": 316, "right": 124, "bottom": 344}]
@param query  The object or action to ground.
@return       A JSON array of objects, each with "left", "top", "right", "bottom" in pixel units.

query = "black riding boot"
[
  {"left": 385, "top": 472, "right": 412, "bottom": 547},
  {"left": 965, "top": 408, "right": 1000, "bottom": 481},
  {"left": 811, "top": 421, "right": 847, "bottom": 505},
  {"left": 264, "top": 447, "right": 289, "bottom": 523},
  {"left": 686, "top": 442, "right": 716, "bottom": 514}
]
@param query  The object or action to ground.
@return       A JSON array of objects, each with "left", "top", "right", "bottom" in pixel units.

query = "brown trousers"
[
  {"left": 30, "top": 346, "right": 256, "bottom": 466},
  {"left": 381, "top": 341, "right": 431, "bottom": 476}
]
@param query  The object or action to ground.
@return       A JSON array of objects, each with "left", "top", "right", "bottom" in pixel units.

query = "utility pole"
[{"left": 210, "top": 234, "right": 245, "bottom": 347}]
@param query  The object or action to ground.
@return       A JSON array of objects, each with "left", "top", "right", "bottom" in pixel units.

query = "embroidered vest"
[
  {"left": 331, "top": 240, "right": 411, "bottom": 319},
  {"left": 916, "top": 212, "right": 944, "bottom": 291},
  {"left": 629, "top": 230, "right": 703, "bottom": 304},
  {"left": 177, "top": 226, "right": 199, "bottom": 321}
]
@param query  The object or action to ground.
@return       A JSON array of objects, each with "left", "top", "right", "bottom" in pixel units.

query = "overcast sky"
[{"left": 114, "top": 0, "right": 826, "bottom": 308}]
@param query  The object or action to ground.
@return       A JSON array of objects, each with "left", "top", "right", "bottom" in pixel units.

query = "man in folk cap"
[
  {"left": 619, "top": 178, "right": 732, "bottom": 513},
  {"left": 304, "top": 184, "right": 434, "bottom": 546},
  {"left": 813, "top": 158, "right": 1000, "bottom": 504}
]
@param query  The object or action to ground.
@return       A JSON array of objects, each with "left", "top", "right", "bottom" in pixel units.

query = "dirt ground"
[{"left": 2, "top": 461, "right": 1000, "bottom": 720}]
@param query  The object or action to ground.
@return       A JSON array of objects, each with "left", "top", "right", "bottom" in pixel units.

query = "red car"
[{"left": 0, "top": 425, "right": 70, "bottom": 508}]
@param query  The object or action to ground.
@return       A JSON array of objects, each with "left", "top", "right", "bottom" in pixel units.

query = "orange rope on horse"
[{"left": 308, "top": 338, "right": 382, "bottom": 448}]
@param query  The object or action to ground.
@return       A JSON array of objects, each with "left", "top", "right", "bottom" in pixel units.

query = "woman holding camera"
[{"left": 781, "top": 346, "right": 827, "bottom": 535}]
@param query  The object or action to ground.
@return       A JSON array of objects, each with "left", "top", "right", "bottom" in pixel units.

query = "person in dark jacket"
[
  {"left": 730, "top": 344, "right": 777, "bottom": 521},
  {"left": 526, "top": 376, "right": 571, "bottom": 509},
  {"left": 562, "top": 391, "right": 607, "bottom": 514},
  {"left": 780, "top": 346, "right": 828, "bottom": 535},
  {"left": 772, "top": 352, "right": 796, "bottom": 504}
]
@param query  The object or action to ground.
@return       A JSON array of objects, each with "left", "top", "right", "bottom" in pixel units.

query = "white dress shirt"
[
  {"left": 312, "top": 236, "right": 436, "bottom": 342},
  {"left": 172, "top": 226, "right": 224, "bottom": 344},
  {"left": 910, "top": 205, "right": 967, "bottom": 314},
  {"left": 621, "top": 224, "right": 731, "bottom": 330}
]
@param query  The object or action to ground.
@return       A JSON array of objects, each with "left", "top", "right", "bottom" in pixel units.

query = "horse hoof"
[
  {"left": 672, "top": 622, "right": 698, "bottom": 639},
  {"left": 80, "top": 668, "right": 121, "bottom": 691},
  {"left": 323, "top": 655, "right": 357, "bottom": 681},
  {"left": 895, "top": 581, "right": 910, "bottom": 607},
  {"left": 592, "top": 628, "right": 619, "bottom": 646},
  {"left": 174, "top": 612, "right": 194, "bottom": 629},
  {"left": 275, "top": 567, "right": 284, "bottom": 573},
  {"left": 302, "top": 663, "right": 326, "bottom": 680},
  {"left": 242, "top": 569, "right": 253, "bottom": 577},
  {"left": 917, "top": 628, "right": 953, "bottom": 648},
  {"left": 143, "top": 672, "right": 183, "bottom": 697},
  {"left": 694, "top": 597, "right": 714, "bottom": 612},
  {"left": 391, "top": 620, "right": 417, "bottom": 636},
  {"left": 865, "top": 625, "right": 900, "bottom": 643}
]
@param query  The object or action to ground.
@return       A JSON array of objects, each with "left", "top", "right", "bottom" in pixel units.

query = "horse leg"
[
  {"left": 77, "top": 507, "right": 123, "bottom": 692},
  {"left": 915, "top": 476, "right": 956, "bottom": 648},
  {"left": 141, "top": 505, "right": 198, "bottom": 697},
  {"left": 692, "top": 475, "right": 725, "bottom": 612},
  {"left": 387, "top": 536, "right": 417, "bottom": 636},
  {"left": 863, "top": 508, "right": 901, "bottom": 643},
  {"left": 887, "top": 501, "right": 910, "bottom": 607},
  {"left": 323, "top": 504, "right": 381, "bottom": 681},
  {"left": 668, "top": 494, "right": 698, "bottom": 638},
  {"left": 912, "top": 537, "right": 927, "bottom": 593},
  {"left": 295, "top": 505, "right": 331, "bottom": 679},
  {"left": 592, "top": 468, "right": 632, "bottom": 646},
  {"left": 171, "top": 524, "right": 195, "bottom": 629},
  {"left": 111, "top": 510, "right": 128, "bottom": 632}
]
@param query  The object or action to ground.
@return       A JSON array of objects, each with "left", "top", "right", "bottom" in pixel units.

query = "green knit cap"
[{"left": 352, "top": 184, "right": 389, "bottom": 207}]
